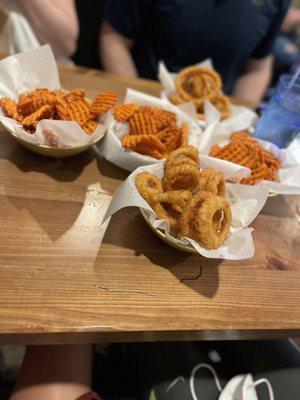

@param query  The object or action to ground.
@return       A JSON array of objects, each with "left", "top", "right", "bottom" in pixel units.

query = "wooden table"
[{"left": 0, "top": 64, "right": 299, "bottom": 345}]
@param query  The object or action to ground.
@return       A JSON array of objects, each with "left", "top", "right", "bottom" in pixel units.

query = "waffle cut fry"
[
  {"left": 129, "top": 111, "right": 157, "bottom": 136},
  {"left": 113, "top": 103, "right": 139, "bottom": 122},
  {"left": 122, "top": 134, "right": 168, "bottom": 159},
  {"left": 0, "top": 98, "right": 21, "bottom": 121},
  {"left": 0, "top": 87, "right": 117, "bottom": 134},
  {"left": 83, "top": 119, "right": 98, "bottom": 134},
  {"left": 21, "top": 104, "right": 54, "bottom": 130},
  {"left": 209, "top": 131, "right": 281, "bottom": 185},
  {"left": 118, "top": 103, "right": 189, "bottom": 159},
  {"left": 90, "top": 91, "right": 117, "bottom": 117}
]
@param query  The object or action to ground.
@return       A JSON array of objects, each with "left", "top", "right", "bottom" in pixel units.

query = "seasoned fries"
[
  {"left": 210, "top": 131, "right": 281, "bottom": 185},
  {"left": 118, "top": 104, "right": 189, "bottom": 159},
  {"left": 0, "top": 88, "right": 117, "bottom": 134}
]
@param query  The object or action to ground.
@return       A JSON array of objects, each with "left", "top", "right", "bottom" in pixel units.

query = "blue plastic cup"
[{"left": 254, "top": 75, "right": 300, "bottom": 148}]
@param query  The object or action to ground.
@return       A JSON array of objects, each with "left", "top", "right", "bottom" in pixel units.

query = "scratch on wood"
[
  {"left": 180, "top": 266, "right": 202, "bottom": 282},
  {"left": 96, "top": 285, "right": 156, "bottom": 297}
]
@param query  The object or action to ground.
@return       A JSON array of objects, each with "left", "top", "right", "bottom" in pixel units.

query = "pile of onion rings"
[
  {"left": 169, "top": 65, "right": 231, "bottom": 120},
  {"left": 135, "top": 146, "right": 232, "bottom": 250}
]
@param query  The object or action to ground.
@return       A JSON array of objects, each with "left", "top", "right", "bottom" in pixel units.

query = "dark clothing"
[
  {"left": 72, "top": 0, "right": 105, "bottom": 69},
  {"left": 134, "top": 340, "right": 300, "bottom": 400},
  {"left": 92, "top": 340, "right": 300, "bottom": 400},
  {"left": 103, "top": 0, "right": 290, "bottom": 93}
]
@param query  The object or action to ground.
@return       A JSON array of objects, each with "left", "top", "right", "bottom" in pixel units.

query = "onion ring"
[
  {"left": 135, "top": 172, "right": 163, "bottom": 202},
  {"left": 176, "top": 66, "right": 222, "bottom": 102},
  {"left": 165, "top": 146, "right": 200, "bottom": 172},
  {"left": 176, "top": 191, "right": 231, "bottom": 249},
  {"left": 198, "top": 168, "right": 226, "bottom": 197},
  {"left": 152, "top": 190, "right": 192, "bottom": 228},
  {"left": 162, "top": 164, "right": 200, "bottom": 191}
]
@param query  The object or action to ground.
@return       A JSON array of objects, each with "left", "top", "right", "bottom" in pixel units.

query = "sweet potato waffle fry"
[
  {"left": 113, "top": 103, "right": 139, "bottom": 122},
  {"left": 122, "top": 134, "right": 167, "bottom": 159},
  {"left": 209, "top": 131, "right": 281, "bottom": 185},
  {"left": 0, "top": 87, "right": 117, "bottom": 134},
  {"left": 90, "top": 91, "right": 117, "bottom": 117},
  {"left": 169, "top": 65, "right": 231, "bottom": 120},
  {"left": 119, "top": 104, "right": 189, "bottom": 159},
  {"left": 21, "top": 104, "right": 54, "bottom": 129},
  {"left": 129, "top": 111, "right": 157, "bottom": 136},
  {"left": 0, "top": 98, "right": 21, "bottom": 121}
]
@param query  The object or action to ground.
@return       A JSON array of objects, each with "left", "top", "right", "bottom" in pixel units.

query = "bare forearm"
[
  {"left": 100, "top": 23, "right": 138, "bottom": 78},
  {"left": 14, "top": 0, "right": 78, "bottom": 57},
  {"left": 233, "top": 57, "right": 272, "bottom": 105}
]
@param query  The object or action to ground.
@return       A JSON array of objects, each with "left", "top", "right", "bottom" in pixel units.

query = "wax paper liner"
[
  {"left": 0, "top": 45, "right": 108, "bottom": 147},
  {"left": 102, "top": 162, "right": 269, "bottom": 260},
  {"left": 158, "top": 59, "right": 258, "bottom": 134},
  {"left": 97, "top": 88, "right": 250, "bottom": 180},
  {"left": 198, "top": 103, "right": 300, "bottom": 195}
]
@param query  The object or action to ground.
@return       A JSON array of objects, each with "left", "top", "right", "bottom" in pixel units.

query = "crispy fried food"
[
  {"left": 64, "top": 88, "right": 85, "bottom": 102},
  {"left": 113, "top": 103, "right": 139, "bottom": 122},
  {"left": 177, "top": 123, "right": 189, "bottom": 148},
  {"left": 176, "top": 66, "right": 222, "bottom": 101},
  {"left": 90, "top": 91, "right": 117, "bottom": 117},
  {"left": 240, "top": 163, "right": 276, "bottom": 185},
  {"left": 83, "top": 119, "right": 98, "bottom": 134},
  {"left": 129, "top": 111, "right": 157, "bottom": 136},
  {"left": 118, "top": 104, "right": 189, "bottom": 159},
  {"left": 168, "top": 93, "right": 186, "bottom": 105},
  {"left": 135, "top": 172, "right": 163, "bottom": 202},
  {"left": 168, "top": 64, "right": 231, "bottom": 120},
  {"left": 0, "top": 98, "right": 21, "bottom": 121},
  {"left": 209, "top": 131, "right": 281, "bottom": 184},
  {"left": 156, "top": 124, "right": 181, "bottom": 152},
  {"left": 176, "top": 191, "right": 231, "bottom": 249},
  {"left": 197, "top": 92, "right": 231, "bottom": 120},
  {"left": 151, "top": 108, "right": 177, "bottom": 130},
  {"left": 211, "top": 141, "right": 261, "bottom": 168},
  {"left": 122, "top": 134, "right": 167, "bottom": 159},
  {"left": 136, "top": 146, "right": 232, "bottom": 250},
  {"left": 67, "top": 99, "right": 90, "bottom": 125},
  {"left": 198, "top": 168, "right": 226, "bottom": 197},
  {"left": 162, "top": 164, "right": 200, "bottom": 191},
  {"left": 0, "top": 88, "right": 117, "bottom": 135},
  {"left": 165, "top": 145, "right": 200, "bottom": 172},
  {"left": 231, "top": 131, "right": 257, "bottom": 144},
  {"left": 21, "top": 105, "right": 54, "bottom": 130},
  {"left": 151, "top": 190, "right": 192, "bottom": 228}
]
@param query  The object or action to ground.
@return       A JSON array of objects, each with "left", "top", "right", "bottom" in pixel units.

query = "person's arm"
[
  {"left": 14, "top": 0, "right": 78, "bottom": 57},
  {"left": 100, "top": 21, "right": 138, "bottom": 78},
  {"left": 281, "top": 6, "right": 300, "bottom": 32},
  {"left": 10, "top": 345, "right": 92, "bottom": 400},
  {"left": 232, "top": 55, "right": 273, "bottom": 105}
]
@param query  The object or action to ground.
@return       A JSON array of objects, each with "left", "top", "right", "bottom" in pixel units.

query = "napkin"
[
  {"left": 0, "top": 45, "right": 107, "bottom": 147},
  {"left": 103, "top": 162, "right": 269, "bottom": 260}
]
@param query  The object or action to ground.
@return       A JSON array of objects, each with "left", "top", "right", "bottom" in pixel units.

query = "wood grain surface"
[{"left": 0, "top": 63, "right": 299, "bottom": 345}]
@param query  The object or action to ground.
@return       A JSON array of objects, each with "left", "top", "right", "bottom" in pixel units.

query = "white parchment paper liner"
[
  {"left": 198, "top": 104, "right": 300, "bottom": 195},
  {"left": 103, "top": 162, "right": 269, "bottom": 260},
  {"left": 98, "top": 88, "right": 251, "bottom": 179},
  {"left": 0, "top": 45, "right": 107, "bottom": 147},
  {"left": 158, "top": 59, "right": 258, "bottom": 134}
]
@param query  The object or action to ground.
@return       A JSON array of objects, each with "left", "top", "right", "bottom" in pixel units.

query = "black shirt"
[{"left": 103, "top": 0, "right": 290, "bottom": 93}]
